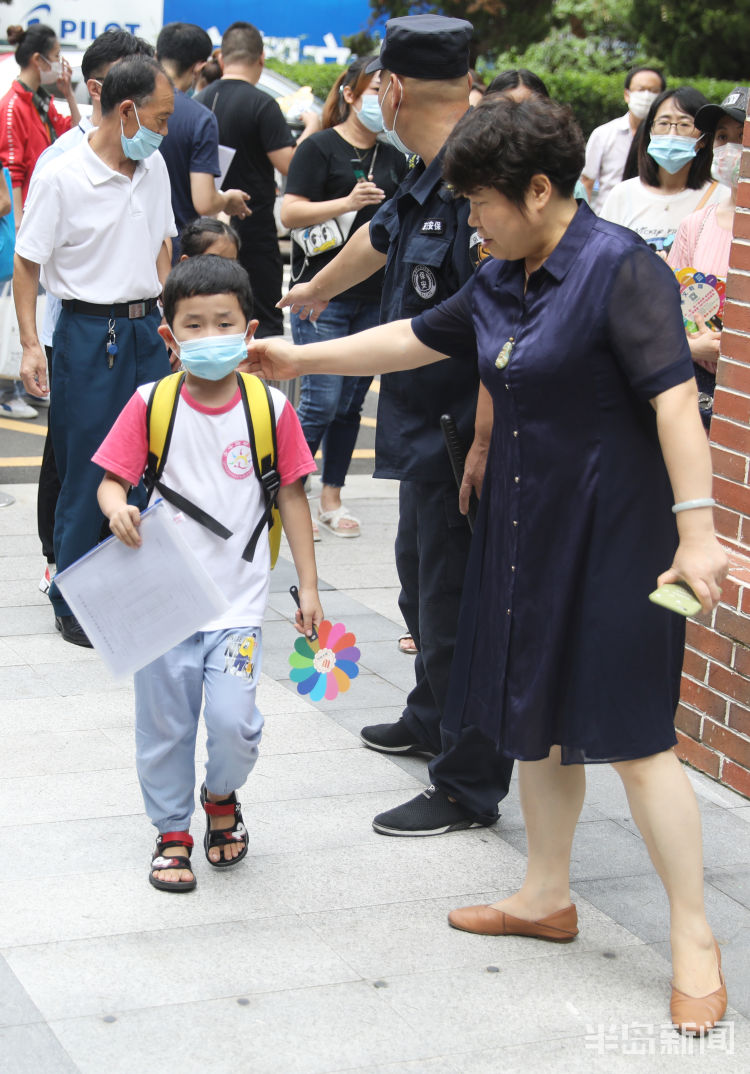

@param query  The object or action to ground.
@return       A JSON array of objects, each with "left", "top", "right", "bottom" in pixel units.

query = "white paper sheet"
[
  {"left": 215, "top": 145, "right": 236, "bottom": 190},
  {"left": 55, "top": 500, "right": 229, "bottom": 677}
]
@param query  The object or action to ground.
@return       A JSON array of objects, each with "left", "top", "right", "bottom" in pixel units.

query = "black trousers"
[
  {"left": 37, "top": 346, "right": 59, "bottom": 563},
  {"left": 236, "top": 221, "right": 284, "bottom": 339},
  {"left": 395, "top": 480, "right": 513, "bottom": 822}
]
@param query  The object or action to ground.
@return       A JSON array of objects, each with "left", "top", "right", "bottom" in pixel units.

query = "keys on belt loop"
[{"left": 106, "top": 317, "right": 118, "bottom": 369}]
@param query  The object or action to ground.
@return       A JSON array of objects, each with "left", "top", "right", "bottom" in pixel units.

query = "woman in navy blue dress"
[{"left": 249, "top": 96, "right": 729, "bottom": 1034}]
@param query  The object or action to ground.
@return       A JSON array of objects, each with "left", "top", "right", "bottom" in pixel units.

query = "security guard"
[{"left": 281, "top": 15, "right": 514, "bottom": 836}]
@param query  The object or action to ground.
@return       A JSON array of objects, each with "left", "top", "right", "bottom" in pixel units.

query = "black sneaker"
[
  {"left": 360, "top": 719, "right": 436, "bottom": 757},
  {"left": 372, "top": 785, "right": 499, "bottom": 837}
]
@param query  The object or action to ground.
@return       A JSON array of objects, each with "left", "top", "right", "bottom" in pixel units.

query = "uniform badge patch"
[
  {"left": 469, "top": 230, "right": 491, "bottom": 269},
  {"left": 420, "top": 219, "right": 445, "bottom": 234},
  {"left": 411, "top": 265, "right": 437, "bottom": 299}
]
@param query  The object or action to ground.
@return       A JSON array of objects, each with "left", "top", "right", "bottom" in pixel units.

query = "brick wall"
[{"left": 675, "top": 112, "right": 750, "bottom": 798}]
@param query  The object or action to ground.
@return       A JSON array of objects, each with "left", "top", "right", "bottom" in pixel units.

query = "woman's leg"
[
  {"left": 613, "top": 749, "right": 721, "bottom": 997},
  {"left": 490, "top": 747, "right": 586, "bottom": 919},
  {"left": 319, "top": 300, "right": 379, "bottom": 503}
]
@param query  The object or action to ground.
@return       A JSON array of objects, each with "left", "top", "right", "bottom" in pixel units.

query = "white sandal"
[{"left": 318, "top": 505, "right": 361, "bottom": 538}]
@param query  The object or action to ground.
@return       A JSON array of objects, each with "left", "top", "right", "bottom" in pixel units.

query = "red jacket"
[{"left": 0, "top": 80, "right": 71, "bottom": 203}]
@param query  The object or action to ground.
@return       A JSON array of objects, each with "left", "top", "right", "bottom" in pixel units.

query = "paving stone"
[
  {"left": 49, "top": 982, "right": 433, "bottom": 1074},
  {"left": 5, "top": 916, "right": 358, "bottom": 1020},
  {"left": 0, "top": 1023, "right": 79, "bottom": 1074},
  {"left": 0, "top": 955, "right": 42, "bottom": 1028}
]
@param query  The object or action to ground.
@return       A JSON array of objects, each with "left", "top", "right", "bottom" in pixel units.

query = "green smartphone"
[{"left": 648, "top": 581, "right": 702, "bottom": 617}]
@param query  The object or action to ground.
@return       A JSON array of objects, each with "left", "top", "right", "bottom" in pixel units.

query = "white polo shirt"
[
  {"left": 582, "top": 113, "right": 634, "bottom": 212},
  {"left": 16, "top": 131, "right": 176, "bottom": 303}
]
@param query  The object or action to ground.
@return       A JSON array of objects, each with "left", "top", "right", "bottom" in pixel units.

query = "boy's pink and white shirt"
[{"left": 93, "top": 381, "right": 315, "bottom": 630}]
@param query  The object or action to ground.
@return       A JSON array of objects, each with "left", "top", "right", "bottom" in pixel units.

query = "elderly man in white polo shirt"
[
  {"left": 581, "top": 66, "right": 665, "bottom": 212},
  {"left": 14, "top": 55, "right": 176, "bottom": 646}
]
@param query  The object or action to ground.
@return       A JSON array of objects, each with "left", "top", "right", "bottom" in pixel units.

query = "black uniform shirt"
[{"left": 369, "top": 145, "right": 480, "bottom": 482}]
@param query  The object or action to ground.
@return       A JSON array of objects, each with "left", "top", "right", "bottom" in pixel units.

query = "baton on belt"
[{"left": 440, "top": 414, "right": 478, "bottom": 533}]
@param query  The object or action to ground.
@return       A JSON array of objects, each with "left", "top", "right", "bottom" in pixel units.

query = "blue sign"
[{"left": 162, "top": 0, "right": 375, "bottom": 57}]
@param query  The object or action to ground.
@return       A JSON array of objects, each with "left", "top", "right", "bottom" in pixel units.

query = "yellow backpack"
[{"left": 144, "top": 371, "right": 282, "bottom": 568}]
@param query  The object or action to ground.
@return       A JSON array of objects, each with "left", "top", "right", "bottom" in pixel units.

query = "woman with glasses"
[{"left": 601, "top": 87, "right": 722, "bottom": 257}]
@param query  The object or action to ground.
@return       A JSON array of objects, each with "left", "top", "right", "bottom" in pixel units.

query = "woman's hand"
[
  {"left": 56, "top": 56, "right": 76, "bottom": 100},
  {"left": 687, "top": 315, "right": 720, "bottom": 374},
  {"left": 657, "top": 533, "right": 728, "bottom": 615},
  {"left": 344, "top": 179, "right": 386, "bottom": 213},
  {"left": 243, "top": 337, "right": 300, "bottom": 381}
]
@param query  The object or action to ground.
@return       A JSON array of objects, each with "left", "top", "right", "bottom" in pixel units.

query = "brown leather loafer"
[
  {"left": 671, "top": 941, "right": 727, "bottom": 1035},
  {"left": 448, "top": 903, "right": 578, "bottom": 942}
]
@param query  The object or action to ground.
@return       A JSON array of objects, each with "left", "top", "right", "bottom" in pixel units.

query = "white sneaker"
[
  {"left": 1, "top": 396, "right": 38, "bottom": 419},
  {"left": 25, "top": 391, "right": 50, "bottom": 409},
  {"left": 39, "top": 564, "right": 54, "bottom": 593}
]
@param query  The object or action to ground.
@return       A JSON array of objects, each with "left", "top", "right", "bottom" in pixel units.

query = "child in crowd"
[
  {"left": 95, "top": 255, "right": 322, "bottom": 892},
  {"left": 179, "top": 216, "right": 240, "bottom": 260}
]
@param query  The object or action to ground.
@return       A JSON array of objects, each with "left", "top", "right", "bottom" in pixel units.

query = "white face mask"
[
  {"left": 39, "top": 56, "right": 63, "bottom": 86},
  {"left": 628, "top": 90, "right": 657, "bottom": 120},
  {"left": 711, "top": 141, "right": 742, "bottom": 188}
]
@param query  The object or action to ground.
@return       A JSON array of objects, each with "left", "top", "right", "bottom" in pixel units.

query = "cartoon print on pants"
[{"left": 223, "top": 632, "right": 257, "bottom": 678}]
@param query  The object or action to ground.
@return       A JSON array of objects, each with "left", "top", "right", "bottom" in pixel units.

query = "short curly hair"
[{"left": 443, "top": 96, "right": 585, "bottom": 207}]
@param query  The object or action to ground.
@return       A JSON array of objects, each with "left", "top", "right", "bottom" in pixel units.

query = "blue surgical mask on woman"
[
  {"left": 381, "top": 81, "right": 413, "bottom": 156},
  {"left": 647, "top": 134, "right": 698, "bottom": 174},
  {"left": 355, "top": 95, "right": 384, "bottom": 133},
  {"left": 121, "top": 104, "right": 164, "bottom": 161},
  {"left": 174, "top": 329, "right": 249, "bottom": 381}
]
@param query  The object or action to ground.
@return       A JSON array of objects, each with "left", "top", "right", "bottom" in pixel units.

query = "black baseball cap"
[
  {"left": 365, "top": 14, "right": 473, "bottom": 81},
  {"left": 695, "top": 87, "right": 749, "bottom": 132}
]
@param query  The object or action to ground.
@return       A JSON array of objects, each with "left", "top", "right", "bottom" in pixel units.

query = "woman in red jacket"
[{"left": 0, "top": 22, "right": 80, "bottom": 418}]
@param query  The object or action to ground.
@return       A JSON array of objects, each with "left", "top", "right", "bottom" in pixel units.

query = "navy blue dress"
[{"left": 412, "top": 203, "right": 695, "bottom": 764}]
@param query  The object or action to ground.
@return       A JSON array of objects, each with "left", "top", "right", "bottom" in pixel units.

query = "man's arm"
[
  {"left": 279, "top": 223, "right": 387, "bottom": 321},
  {"left": 267, "top": 145, "right": 295, "bottom": 177},
  {"left": 156, "top": 239, "right": 172, "bottom": 291},
  {"left": 189, "top": 171, "right": 250, "bottom": 219},
  {"left": 13, "top": 252, "right": 46, "bottom": 394}
]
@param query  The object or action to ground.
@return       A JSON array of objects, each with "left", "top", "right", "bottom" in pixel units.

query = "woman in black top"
[{"left": 282, "top": 58, "right": 407, "bottom": 537}]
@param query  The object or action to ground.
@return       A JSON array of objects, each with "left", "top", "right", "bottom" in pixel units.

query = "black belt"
[{"left": 61, "top": 298, "right": 158, "bottom": 319}]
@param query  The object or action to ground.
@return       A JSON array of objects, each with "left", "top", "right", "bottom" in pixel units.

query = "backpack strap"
[
  {"left": 144, "top": 372, "right": 185, "bottom": 494},
  {"left": 237, "top": 372, "right": 282, "bottom": 567},
  {"left": 145, "top": 371, "right": 234, "bottom": 541}
]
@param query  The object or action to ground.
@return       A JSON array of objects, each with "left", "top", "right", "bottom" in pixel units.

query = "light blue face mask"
[
  {"left": 381, "top": 81, "right": 412, "bottom": 156},
  {"left": 355, "top": 95, "right": 384, "bottom": 133},
  {"left": 647, "top": 134, "right": 698, "bottom": 174},
  {"left": 175, "top": 329, "right": 249, "bottom": 381},
  {"left": 121, "top": 103, "right": 164, "bottom": 161}
]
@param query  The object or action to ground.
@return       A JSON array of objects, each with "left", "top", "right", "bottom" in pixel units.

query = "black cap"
[
  {"left": 365, "top": 14, "right": 473, "bottom": 81},
  {"left": 695, "top": 87, "right": 748, "bottom": 133}
]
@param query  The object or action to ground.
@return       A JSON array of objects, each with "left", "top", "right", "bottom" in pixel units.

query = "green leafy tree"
[
  {"left": 632, "top": 0, "right": 750, "bottom": 79},
  {"left": 367, "top": 0, "right": 555, "bottom": 62}
]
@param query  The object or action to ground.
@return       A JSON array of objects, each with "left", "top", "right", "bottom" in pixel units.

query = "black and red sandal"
[
  {"left": 200, "top": 783, "right": 248, "bottom": 868},
  {"left": 149, "top": 831, "right": 197, "bottom": 893}
]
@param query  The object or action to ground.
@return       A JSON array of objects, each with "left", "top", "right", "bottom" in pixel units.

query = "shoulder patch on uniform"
[{"left": 421, "top": 219, "right": 445, "bottom": 234}]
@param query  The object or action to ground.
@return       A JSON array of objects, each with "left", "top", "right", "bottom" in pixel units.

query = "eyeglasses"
[{"left": 652, "top": 118, "right": 695, "bottom": 135}]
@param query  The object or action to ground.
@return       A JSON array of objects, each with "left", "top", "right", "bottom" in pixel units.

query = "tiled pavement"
[{"left": 1, "top": 476, "right": 749, "bottom": 1074}]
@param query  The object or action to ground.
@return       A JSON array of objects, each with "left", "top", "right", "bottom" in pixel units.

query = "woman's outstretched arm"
[{"left": 244, "top": 318, "right": 448, "bottom": 382}]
